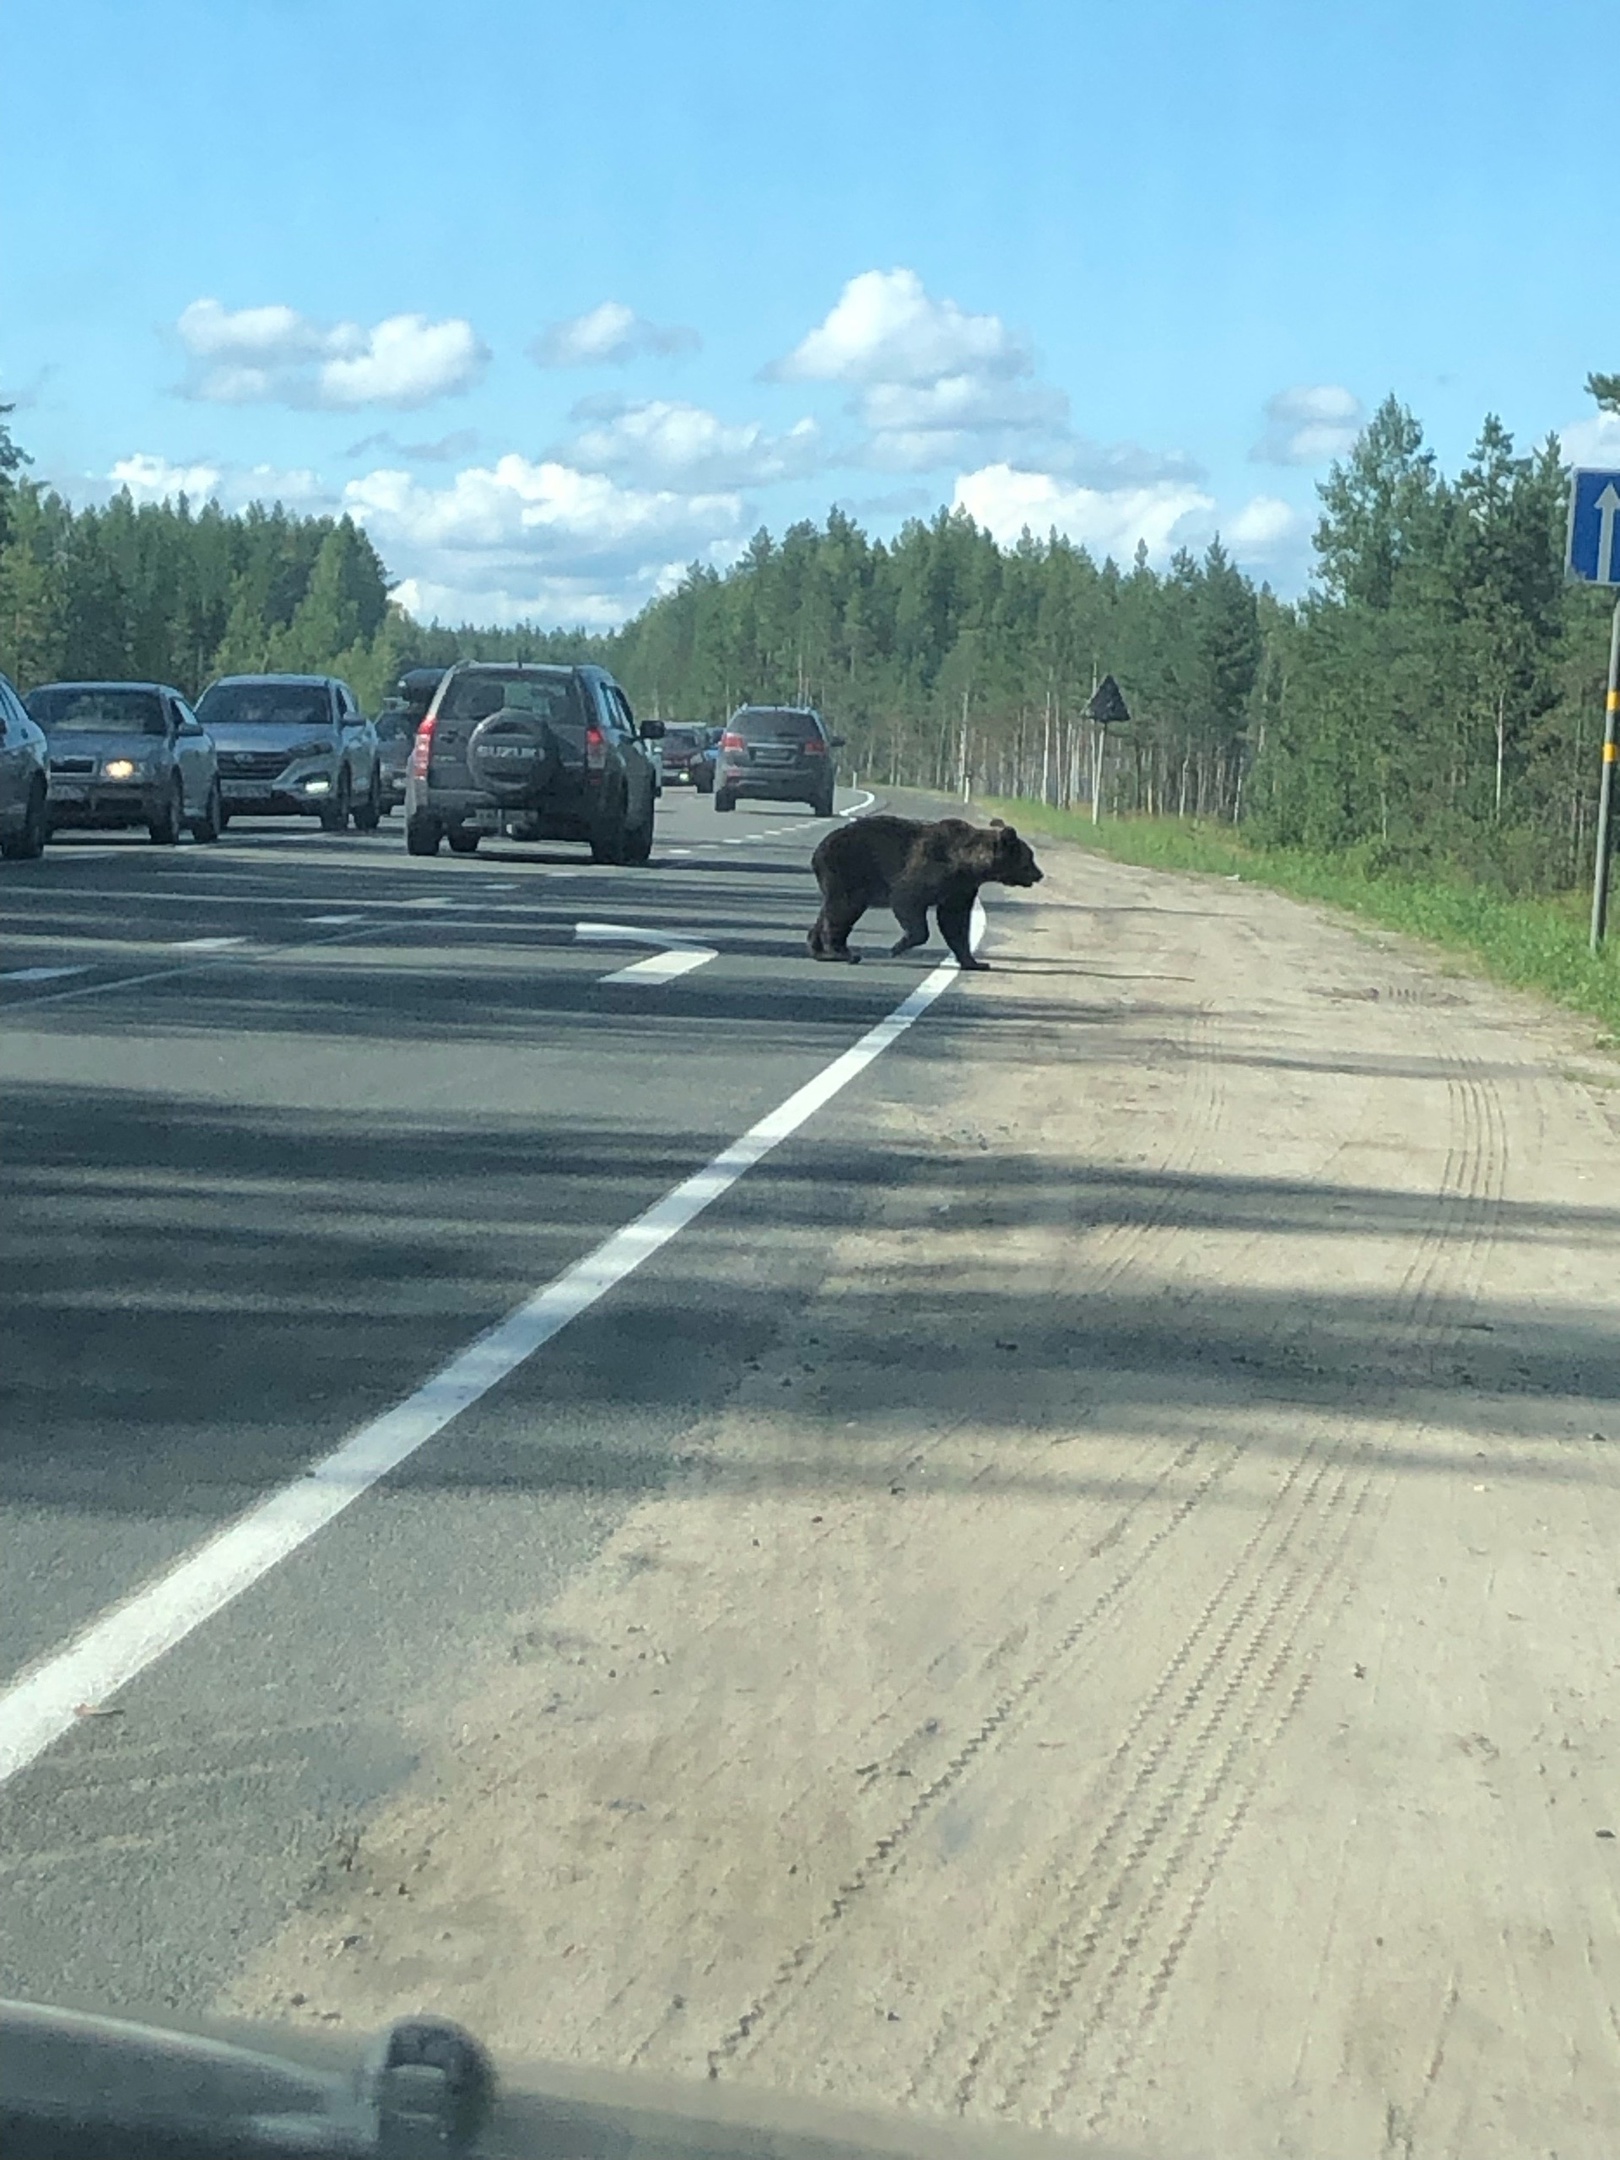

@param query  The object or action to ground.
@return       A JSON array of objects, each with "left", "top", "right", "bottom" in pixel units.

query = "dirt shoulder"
[{"left": 227, "top": 838, "right": 1620, "bottom": 2160}]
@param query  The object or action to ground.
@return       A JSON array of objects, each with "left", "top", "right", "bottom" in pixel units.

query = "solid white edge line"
[{"left": 0, "top": 915, "right": 984, "bottom": 1788}]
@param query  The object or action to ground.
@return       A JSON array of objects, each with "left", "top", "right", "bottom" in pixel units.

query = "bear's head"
[{"left": 987, "top": 819, "right": 1043, "bottom": 887}]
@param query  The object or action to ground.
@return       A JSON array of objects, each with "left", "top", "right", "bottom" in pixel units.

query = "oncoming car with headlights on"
[
  {"left": 25, "top": 681, "right": 223, "bottom": 844},
  {"left": 195, "top": 674, "right": 382, "bottom": 832}
]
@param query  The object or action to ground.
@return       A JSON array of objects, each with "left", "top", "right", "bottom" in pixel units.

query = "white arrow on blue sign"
[{"left": 1566, "top": 468, "right": 1620, "bottom": 585}]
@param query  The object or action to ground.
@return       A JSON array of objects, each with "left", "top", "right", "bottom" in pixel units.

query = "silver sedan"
[{"left": 26, "top": 681, "right": 224, "bottom": 844}]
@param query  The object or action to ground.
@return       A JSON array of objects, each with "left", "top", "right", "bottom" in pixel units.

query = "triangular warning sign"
[{"left": 1086, "top": 674, "right": 1131, "bottom": 727}]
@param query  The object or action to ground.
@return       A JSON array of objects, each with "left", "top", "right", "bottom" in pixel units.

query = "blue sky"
[{"left": 6, "top": 0, "right": 1618, "bottom": 624}]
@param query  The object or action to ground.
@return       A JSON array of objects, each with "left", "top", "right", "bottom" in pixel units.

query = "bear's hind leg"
[{"left": 814, "top": 897, "right": 865, "bottom": 963}]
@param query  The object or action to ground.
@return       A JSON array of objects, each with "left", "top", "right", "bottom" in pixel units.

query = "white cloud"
[
  {"left": 110, "top": 452, "right": 224, "bottom": 503},
  {"left": 1226, "top": 494, "right": 1305, "bottom": 555},
  {"left": 530, "top": 301, "right": 700, "bottom": 368},
  {"left": 771, "top": 268, "right": 1029, "bottom": 386},
  {"left": 952, "top": 464, "right": 1216, "bottom": 563},
  {"left": 1560, "top": 411, "right": 1620, "bottom": 467},
  {"left": 858, "top": 374, "right": 1071, "bottom": 473},
  {"left": 560, "top": 398, "right": 822, "bottom": 489},
  {"left": 343, "top": 454, "right": 747, "bottom": 627},
  {"left": 176, "top": 298, "right": 488, "bottom": 409},
  {"left": 108, "top": 452, "right": 333, "bottom": 511},
  {"left": 1253, "top": 384, "right": 1363, "bottom": 466},
  {"left": 770, "top": 268, "right": 1198, "bottom": 490}
]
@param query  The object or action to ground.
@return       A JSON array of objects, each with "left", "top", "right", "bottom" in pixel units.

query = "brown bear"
[{"left": 807, "top": 814, "right": 1043, "bottom": 969}]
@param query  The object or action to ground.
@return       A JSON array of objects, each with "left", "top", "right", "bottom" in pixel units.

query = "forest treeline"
[{"left": 0, "top": 392, "right": 1611, "bottom": 895}]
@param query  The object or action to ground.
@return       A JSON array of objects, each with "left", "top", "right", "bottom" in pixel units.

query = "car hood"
[
  {"left": 205, "top": 721, "right": 335, "bottom": 756},
  {"left": 42, "top": 731, "right": 167, "bottom": 762},
  {"left": 1, "top": 2001, "right": 1145, "bottom": 2160}
]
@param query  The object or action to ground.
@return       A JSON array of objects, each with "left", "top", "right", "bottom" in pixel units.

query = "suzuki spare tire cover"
[{"left": 464, "top": 710, "right": 561, "bottom": 803}]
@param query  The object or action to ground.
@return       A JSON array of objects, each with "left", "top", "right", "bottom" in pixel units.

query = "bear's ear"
[
  {"left": 996, "top": 821, "right": 1019, "bottom": 842},
  {"left": 988, "top": 817, "right": 1005, "bottom": 829}
]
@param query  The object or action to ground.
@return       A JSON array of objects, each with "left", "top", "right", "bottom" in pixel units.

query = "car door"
[
  {"left": 335, "top": 683, "right": 372, "bottom": 792},
  {"left": 170, "top": 694, "right": 209, "bottom": 812},
  {"left": 0, "top": 676, "right": 30, "bottom": 825},
  {"left": 606, "top": 684, "right": 652, "bottom": 822}
]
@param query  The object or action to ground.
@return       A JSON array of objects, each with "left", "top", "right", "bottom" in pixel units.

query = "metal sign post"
[
  {"left": 1593, "top": 597, "right": 1620, "bottom": 952},
  {"left": 1563, "top": 472, "right": 1620, "bottom": 951},
  {"left": 1084, "top": 674, "right": 1131, "bottom": 825}
]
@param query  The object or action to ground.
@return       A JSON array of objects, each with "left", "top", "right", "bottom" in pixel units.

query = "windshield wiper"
[{"left": 2, "top": 2000, "right": 495, "bottom": 2160}]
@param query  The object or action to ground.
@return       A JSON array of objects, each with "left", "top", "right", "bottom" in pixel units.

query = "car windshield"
[
  {"left": 27, "top": 688, "right": 167, "bottom": 735},
  {"left": 440, "top": 672, "right": 581, "bottom": 727},
  {"left": 14, "top": 9, "right": 1620, "bottom": 2157},
  {"left": 196, "top": 684, "right": 330, "bottom": 729}
]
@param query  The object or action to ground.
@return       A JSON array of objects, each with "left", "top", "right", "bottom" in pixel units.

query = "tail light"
[
  {"left": 720, "top": 731, "right": 746, "bottom": 753},
  {"left": 407, "top": 714, "right": 434, "bottom": 779},
  {"left": 802, "top": 736, "right": 827, "bottom": 755},
  {"left": 585, "top": 723, "right": 607, "bottom": 771}
]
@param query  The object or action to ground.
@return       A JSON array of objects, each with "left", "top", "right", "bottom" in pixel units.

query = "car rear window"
[
  {"left": 440, "top": 673, "right": 583, "bottom": 729},
  {"left": 374, "top": 711, "right": 417, "bottom": 741},
  {"left": 197, "top": 683, "right": 331, "bottom": 729},
  {"left": 735, "top": 708, "right": 817, "bottom": 741},
  {"left": 28, "top": 688, "right": 168, "bottom": 736},
  {"left": 663, "top": 727, "right": 703, "bottom": 751}
]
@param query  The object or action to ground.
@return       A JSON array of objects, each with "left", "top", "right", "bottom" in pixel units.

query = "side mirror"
[
  {"left": 829, "top": 734, "right": 847, "bottom": 749},
  {"left": 639, "top": 719, "right": 666, "bottom": 741}
]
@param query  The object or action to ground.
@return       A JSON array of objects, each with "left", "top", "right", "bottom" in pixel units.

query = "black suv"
[
  {"left": 714, "top": 705, "right": 844, "bottom": 816},
  {"left": 404, "top": 662, "right": 664, "bottom": 862}
]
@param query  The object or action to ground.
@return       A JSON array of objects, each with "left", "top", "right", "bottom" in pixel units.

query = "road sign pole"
[{"left": 1590, "top": 595, "right": 1620, "bottom": 953}]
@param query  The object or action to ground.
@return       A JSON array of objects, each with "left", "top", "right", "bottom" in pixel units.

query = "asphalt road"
[{"left": 0, "top": 779, "right": 974, "bottom": 2014}]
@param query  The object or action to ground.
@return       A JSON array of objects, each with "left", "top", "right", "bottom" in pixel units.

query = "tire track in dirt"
[{"left": 933, "top": 997, "right": 1511, "bottom": 2135}]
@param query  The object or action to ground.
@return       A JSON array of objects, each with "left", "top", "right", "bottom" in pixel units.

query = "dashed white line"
[
  {"left": 1, "top": 965, "right": 91, "bottom": 983},
  {"left": 0, "top": 915, "right": 984, "bottom": 1788},
  {"left": 601, "top": 947, "right": 716, "bottom": 985},
  {"left": 170, "top": 936, "right": 248, "bottom": 952},
  {"left": 305, "top": 914, "right": 367, "bottom": 926}
]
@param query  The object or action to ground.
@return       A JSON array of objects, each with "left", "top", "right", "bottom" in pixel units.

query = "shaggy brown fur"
[{"left": 807, "top": 814, "right": 1043, "bottom": 969}]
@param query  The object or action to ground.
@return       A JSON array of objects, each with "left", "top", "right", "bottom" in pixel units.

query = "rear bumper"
[
  {"left": 409, "top": 775, "right": 595, "bottom": 835},
  {"left": 718, "top": 766, "right": 827, "bottom": 800}
]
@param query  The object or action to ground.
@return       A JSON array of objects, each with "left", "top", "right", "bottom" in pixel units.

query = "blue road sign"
[{"left": 1567, "top": 468, "right": 1620, "bottom": 585}]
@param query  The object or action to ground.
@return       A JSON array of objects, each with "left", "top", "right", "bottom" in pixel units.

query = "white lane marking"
[
  {"left": 842, "top": 790, "right": 877, "bottom": 816},
  {"left": 573, "top": 920, "right": 717, "bottom": 984},
  {"left": 602, "top": 948, "right": 715, "bottom": 985},
  {"left": 0, "top": 915, "right": 983, "bottom": 1788},
  {"left": 306, "top": 913, "right": 366, "bottom": 925},
  {"left": 2, "top": 965, "right": 92, "bottom": 983},
  {"left": 170, "top": 936, "right": 247, "bottom": 952},
  {"left": 574, "top": 921, "right": 706, "bottom": 950},
  {"left": 721, "top": 837, "right": 745, "bottom": 845},
  {"left": 665, "top": 847, "right": 694, "bottom": 857}
]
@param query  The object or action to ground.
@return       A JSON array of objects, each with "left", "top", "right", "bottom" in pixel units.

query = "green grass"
[{"left": 981, "top": 797, "right": 1620, "bottom": 1045}]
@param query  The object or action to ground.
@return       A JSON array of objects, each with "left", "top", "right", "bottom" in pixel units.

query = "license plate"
[
  {"left": 755, "top": 749, "right": 793, "bottom": 765},
  {"left": 49, "top": 782, "right": 88, "bottom": 801},
  {"left": 473, "top": 808, "right": 502, "bottom": 830},
  {"left": 222, "top": 780, "right": 265, "bottom": 799}
]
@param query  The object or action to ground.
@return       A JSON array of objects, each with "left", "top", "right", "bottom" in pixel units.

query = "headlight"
[
  {"left": 103, "top": 758, "right": 139, "bottom": 780},
  {"left": 302, "top": 777, "right": 332, "bottom": 795}
]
